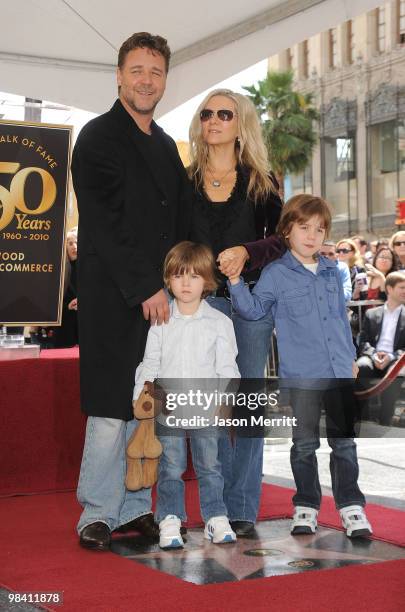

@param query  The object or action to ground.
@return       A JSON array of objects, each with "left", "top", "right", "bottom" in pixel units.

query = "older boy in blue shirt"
[{"left": 227, "top": 194, "right": 372, "bottom": 538}]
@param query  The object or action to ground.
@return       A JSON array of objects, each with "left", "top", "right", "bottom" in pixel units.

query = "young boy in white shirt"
[{"left": 133, "top": 241, "right": 240, "bottom": 549}]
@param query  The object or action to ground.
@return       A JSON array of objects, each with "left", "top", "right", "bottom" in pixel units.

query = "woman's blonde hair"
[
  {"left": 336, "top": 238, "right": 363, "bottom": 269},
  {"left": 188, "top": 88, "right": 276, "bottom": 202},
  {"left": 389, "top": 230, "right": 405, "bottom": 250}
]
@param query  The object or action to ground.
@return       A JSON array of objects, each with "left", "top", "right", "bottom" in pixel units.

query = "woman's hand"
[
  {"left": 365, "top": 264, "right": 385, "bottom": 291},
  {"left": 217, "top": 246, "right": 249, "bottom": 278},
  {"left": 365, "top": 263, "right": 384, "bottom": 279},
  {"left": 352, "top": 285, "right": 361, "bottom": 300},
  {"left": 68, "top": 298, "right": 78, "bottom": 311}
]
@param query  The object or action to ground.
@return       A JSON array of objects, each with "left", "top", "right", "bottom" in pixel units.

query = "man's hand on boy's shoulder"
[{"left": 142, "top": 289, "right": 169, "bottom": 325}]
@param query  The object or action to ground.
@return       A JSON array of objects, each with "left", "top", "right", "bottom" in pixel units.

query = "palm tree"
[{"left": 244, "top": 70, "right": 318, "bottom": 195}]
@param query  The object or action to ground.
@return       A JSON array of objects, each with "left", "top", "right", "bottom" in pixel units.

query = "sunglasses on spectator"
[
  {"left": 393, "top": 241, "right": 405, "bottom": 246},
  {"left": 376, "top": 255, "right": 393, "bottom": 260},
  {"left": 200, "top": 109, "right": 235, "bottom": 122},
  {"left": 321, "top": 251, "right": 335, "bottom": 257},
  {"left": 336, "top": 248, "right": 352, "bottom": 254}
]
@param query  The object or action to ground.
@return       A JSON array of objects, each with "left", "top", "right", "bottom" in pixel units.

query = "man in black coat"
[
  {"left": 356, "top": 271, "right": 405, "bottom": 425},
  {"left": 71, "top": 32, "right": 191, "bottom": 550}
]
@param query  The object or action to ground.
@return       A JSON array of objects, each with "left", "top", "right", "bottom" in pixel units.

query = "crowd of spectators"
[
  {"left": 329, "top": 232, "right": 405, "bottom": 426},
  {"left": 335, "top": 232, "right": 402, "bottom": 305}
]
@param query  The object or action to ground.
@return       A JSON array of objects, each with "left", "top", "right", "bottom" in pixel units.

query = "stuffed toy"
[{"left": 126, "top": 381, "right": 163, "bottom": 490}]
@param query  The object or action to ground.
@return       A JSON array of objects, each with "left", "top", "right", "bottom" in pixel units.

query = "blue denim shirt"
[{"left": 228, "top": 250, "right": 356, "bottom": 380}]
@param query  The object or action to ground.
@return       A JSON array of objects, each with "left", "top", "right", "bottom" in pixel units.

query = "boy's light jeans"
[
  {"left": 156, "top": 427, "right": 227, "bottom": 523},
  {"left": 77, "top": 417, "right": 152, "bottom": 534}
]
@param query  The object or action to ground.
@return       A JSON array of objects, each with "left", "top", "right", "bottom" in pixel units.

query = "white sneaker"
[
  {"left": 340, "top": 505, "right": 373, "bottom": 538},
  {"left": 204, "top": 516, "right": 236, "bottom": 544},
  {"left": 291, "top": 506, "right": 318, "bottom": 535},
  {"left": 159, "top": 515, "right": 184, "bottom": 549}
]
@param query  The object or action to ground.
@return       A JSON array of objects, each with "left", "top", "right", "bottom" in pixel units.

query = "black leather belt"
[
  {"left": 211, "top": 286, "right": 230, "bottom": 299},
  {"left": 210, "top": 280, "right": 257, "bottom": 300}
]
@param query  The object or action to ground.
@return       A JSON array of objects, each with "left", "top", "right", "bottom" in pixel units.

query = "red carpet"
[
  {"left": 179, "top": 480, "right": 405, "bottom": 547},
  {"left": 1, "top": 483, "right": 404, "bottom": 612},
  {"left": 1, "top": 352, "right": 404, "bottom": 609}
]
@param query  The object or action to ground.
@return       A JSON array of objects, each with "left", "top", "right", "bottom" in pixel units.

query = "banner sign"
[{"left": 0, "top": 120, "right": 72, "bottom": 325}]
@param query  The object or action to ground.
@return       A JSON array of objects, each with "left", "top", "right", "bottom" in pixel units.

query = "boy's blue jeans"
[
  {"left": 289, "top": 386, "right": 366, "bottom": 510},
  {"left": 155, "top": 427, "right": 228, "bottom": 523},
  {"left": 206, "top": 295, "right": 274, "bottom": 523}
]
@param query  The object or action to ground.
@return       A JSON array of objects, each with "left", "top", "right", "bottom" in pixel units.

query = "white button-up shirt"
[
  {"left": 376, "top": 303, "right": 402, "bottom": 356},
  {"left": 133, "top": 300, "right": 240, "bottom": 426}
]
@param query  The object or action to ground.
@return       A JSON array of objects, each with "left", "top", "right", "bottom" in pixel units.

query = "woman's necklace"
[{"left": 206, "top": 165, "right": 235, "bottom": 188}]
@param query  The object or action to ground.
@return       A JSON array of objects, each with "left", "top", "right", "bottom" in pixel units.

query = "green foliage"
[{"left": 244, "top": 70, "right": 318, "bottom": 179}]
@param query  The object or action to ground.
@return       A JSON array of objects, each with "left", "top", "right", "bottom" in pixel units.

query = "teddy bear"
[{"left": 125, "top": 381, "right": 163, "bottom": 491}]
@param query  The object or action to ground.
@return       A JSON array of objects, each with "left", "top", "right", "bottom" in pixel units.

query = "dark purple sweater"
[{"left": 244, "top": 234, "right": 287, "bottom": 271}]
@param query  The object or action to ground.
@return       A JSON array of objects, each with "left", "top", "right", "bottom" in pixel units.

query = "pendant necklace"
[{"left": 207, "top": 166, "right": 235, "bottom": 188}]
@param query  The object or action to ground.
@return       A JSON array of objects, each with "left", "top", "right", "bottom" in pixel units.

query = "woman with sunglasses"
[
  {"left": 389, "top": 231, "right": 405, "bottom": 270},
  {"left": 189, "top": 88, "right": 282, "bottom": 536},
  {"left": 335, "top": 238, "right": 366, "bottom": 298},
  {"left": 335, "top": 238, "right": 368, "bottom": 349},
  {"left": 365, "top": 247, "right": 399, "bottom": 301}
]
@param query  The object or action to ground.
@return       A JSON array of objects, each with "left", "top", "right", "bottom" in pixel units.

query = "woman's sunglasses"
[
  {"left": 336, "top": 248, "right": 352, "bottom": 254},
  {"left": 394, "top": 241, "right": 405, "bottom": 247},
  {"left": 200, "top": 109, "right": 235, "bottom": 122}
]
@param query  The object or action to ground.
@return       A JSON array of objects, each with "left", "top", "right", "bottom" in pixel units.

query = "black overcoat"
[{"left": 71, "top": 100, "right": 191, "bottom": 420}]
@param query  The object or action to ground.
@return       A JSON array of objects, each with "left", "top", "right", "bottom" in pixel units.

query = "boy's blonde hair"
[
  {"left": 277, "top": 194, "right": 332, "bottom": 243},
  {"left": 163, "top": 241, "right": 219, "bottom": 298}
]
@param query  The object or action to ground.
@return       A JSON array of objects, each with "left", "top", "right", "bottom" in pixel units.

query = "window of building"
[
  {"left": 289, "top": 163, "right": 313, "bottom": 196},
  {"left": 399, "top": 0, "right": 405, "bottom": 44},
  {"left": 329, "top": 28, "right": 337, "bottom": 68},
  {"left": 369, "top": 120, "right": 398, "bottom": 219},
  {"left": 286, "top": 47, "right": 294, "bottom": 69},
  {"left": 377, "top": 5, "right": 386, "bottom": 53},
  {"left": 303, "top": 40, "right": 309, "bottom": 78},
  {"left": 336, "top": 137, "right": 356, "bottom": 179},
  {"left": 322, "top": 133, "right": 357, "bottom": 223},
  {"left": 380, "top": 121, "right": 397, "bottom": 172},
  {"left": 347, "top": 20, "right": 355, "bottom": 64}
]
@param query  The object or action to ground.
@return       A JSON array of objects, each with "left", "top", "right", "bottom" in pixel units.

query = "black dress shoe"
[
  {"left": 230, "top": 520, "right": 255, "bottom": 536},
  {"left": 116, "top": 516, "right": 187, "bottom": 537},
  {"left": 79, "top": 522, "right": 111, "bottom": 551},
  {"left": 115, "top": 513, "right": 160, "bottom": 540}
]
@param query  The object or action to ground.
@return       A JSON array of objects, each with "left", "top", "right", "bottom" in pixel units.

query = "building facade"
[{"left": 269, "top": 1, "right": 405, "bottom": 238}]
